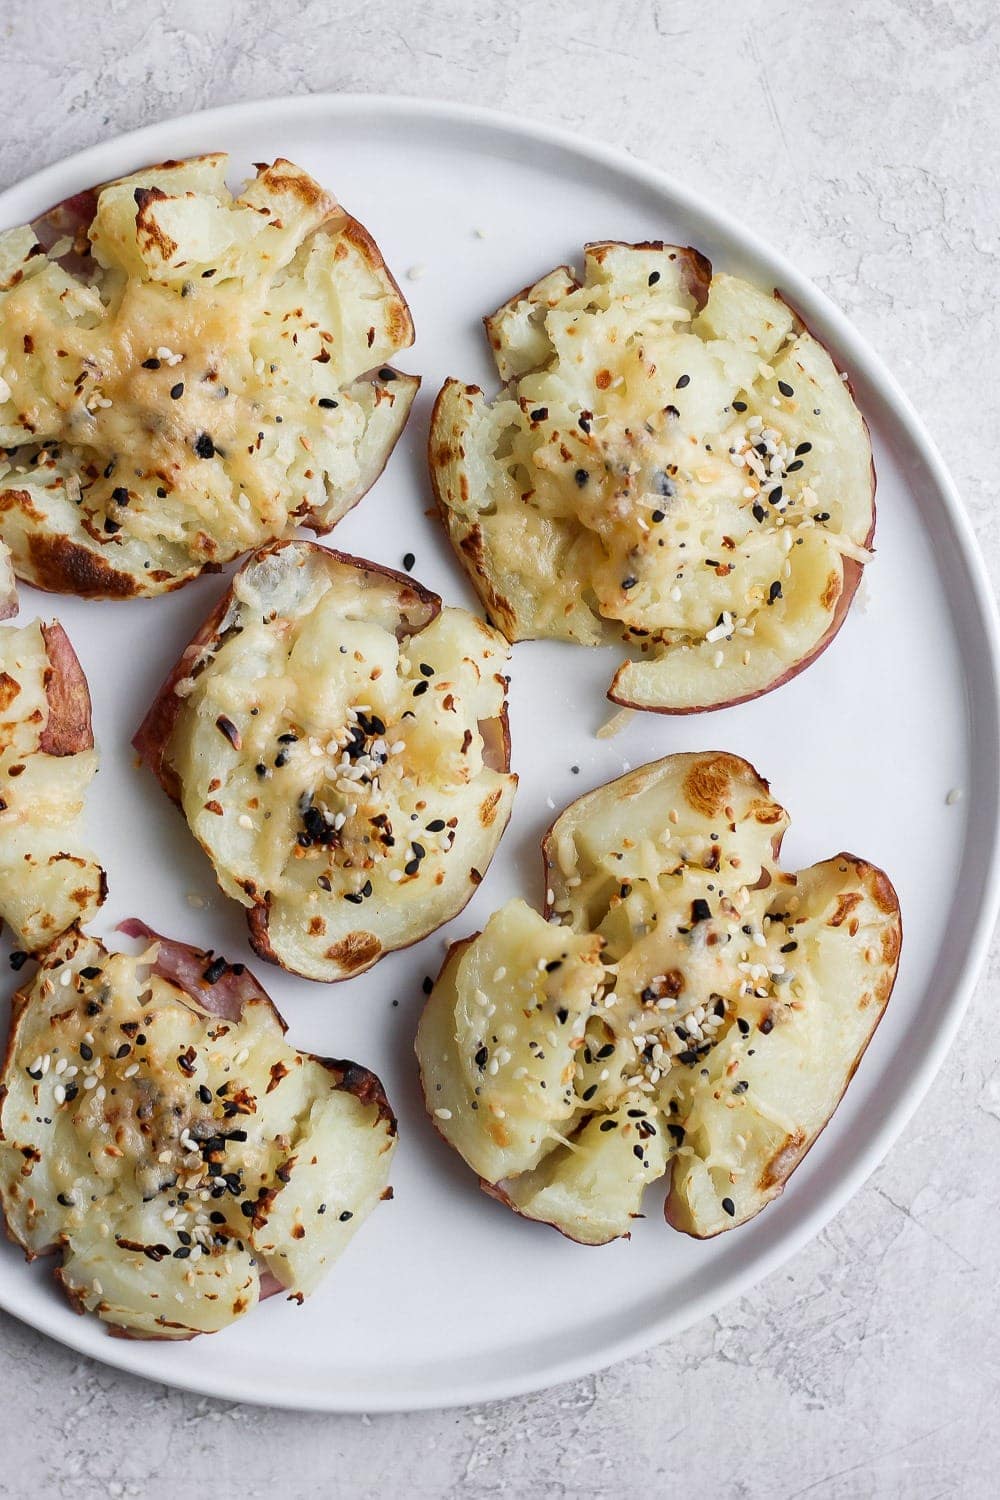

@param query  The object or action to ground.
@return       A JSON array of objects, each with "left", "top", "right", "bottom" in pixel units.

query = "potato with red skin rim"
[
  {"left": 0, "top": 154, "right": 418, "bottom": 598},
  {"left": 417, "top": 752, "right": 900, "bottom": 1244},
  {"left": 0, "top": 924, "right": 396, "bottom": 1339},
  {"left": 135, "top": 540, "right": 516, "bottom": 982},
  {"left": 431, "top": 242, "right": 875, "bottom": 713},
  {"left": 0, "top": 618, "right": 105, "bottom": 950}
]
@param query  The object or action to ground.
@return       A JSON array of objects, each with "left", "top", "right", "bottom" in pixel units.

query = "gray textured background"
[{"left": 2, "top": 1, "right": 999, "bottom": 1495}]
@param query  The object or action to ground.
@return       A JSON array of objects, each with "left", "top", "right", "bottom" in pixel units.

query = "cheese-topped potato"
[
  {"left": 135, "top": 540, "right": 516, "bottom": 982},
  {"left": 417, "top": 752, "right": 900, "bottom": 1243},
  {"left": 0, "top": 619, "right": 105, "bottom": 950},
  {"left": 431, "top": 243, "right": 874, "bottom": 713},
  {"left": 0, "top": 155, "right": 417, "bottom": 598},
  {"left": 0, "top": 923, "right": 396, "bottom": 1339}
]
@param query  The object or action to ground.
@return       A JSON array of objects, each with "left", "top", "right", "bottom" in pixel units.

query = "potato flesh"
[
  {"left": 419, "top": 752, "right": 900, "bottom": 1242},
  {"left": 0, "top": 156, "right": 416, "bottom": 594},
  {"left": 0, "top": 930, "right": 395, "bottom": 1336},
  {"left": 433, "top": 248, "right": 873, "bottom": 709},
  {"left": 0, "top": 621, "right": 103, "bottom": 949},
  {"left": 164, "top": 544, "right": 515, "bottom": 980}
]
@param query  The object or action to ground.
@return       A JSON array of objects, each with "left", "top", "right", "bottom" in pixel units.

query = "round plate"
[{"left": 1, "top": 94, "right": 997, "bottom": 1413}]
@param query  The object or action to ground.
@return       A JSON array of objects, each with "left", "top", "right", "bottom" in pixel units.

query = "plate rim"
[{"left": 0, "top": 89, "right": 997, "bottom": 1413}]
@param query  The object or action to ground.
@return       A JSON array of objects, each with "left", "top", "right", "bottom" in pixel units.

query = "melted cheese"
[
  {"left": 0, "top": 156, "right": 416, "bottom": 594},
  {"left": 0, "top": 929, "right": 395, "bottom": 1337},
  {"left": 418, "top": 752, "right": 901, "bottom": 1243},
  {"left": 432, "top": 245, "right": 874, "bottom": 710}
]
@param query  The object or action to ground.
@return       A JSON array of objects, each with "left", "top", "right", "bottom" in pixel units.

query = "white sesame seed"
[
  {"left": 123, "top": 1063, "right": 140, "bottom": 1078},
  {"left": 434, "top": 1107, "right": 453, "bottom": 1119},
  {"left": 407, "top": 264, "right": 427, "bottom": 281},
  {"left": 234, "top": 1048, "right": 250, "bottom": 1066},
  {"left": 946, "top": 787, "right": 963, "bottom": 806},
  {"left": 53, "top": 1084, "right": 66, "bottom": 1104},
  {"left": 83, "top": 1075, "right": 97, "bottom": 1091}
]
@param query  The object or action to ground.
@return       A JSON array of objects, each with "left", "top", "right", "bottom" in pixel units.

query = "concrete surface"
[{"left": 1, "top": 0, "right": 998, "bottom": 1494}]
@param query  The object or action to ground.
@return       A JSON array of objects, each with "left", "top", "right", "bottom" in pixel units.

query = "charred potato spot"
[
  {"left": 431, "top": 243, "right": 875, "bottom": 713},
  {"left": 0, "top": 620, "right": 104, "bottom": 949},
  {"left": 135, "top": 541, "right": 516, "bottom": 983},
  {"left": 417, "top": 752, "right": 900, "bottom": 1244},
  {"left": 0, "top": 926, "right": 396, "bottom": 1338},
  {"left": 0, "top": 155, "right": 418, "bottom": 598}
]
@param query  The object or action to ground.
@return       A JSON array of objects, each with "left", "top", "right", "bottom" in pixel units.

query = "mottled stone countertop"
[{"left": 1, "top": 1, "right": 998, "bottom": 1495}]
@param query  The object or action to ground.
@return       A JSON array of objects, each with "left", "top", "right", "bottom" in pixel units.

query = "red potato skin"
[
  {"left": 38, "top": 622, "right": 94, "bottom": 755},
  {"left": 1, "top": 920, "right": 397, "bottom": 1338},
  {"left": 664, "top": 853, "right": 902, "bottom": 1240},
  {"left": 135, "top": 540, "right": 515, "bottom": 985}
]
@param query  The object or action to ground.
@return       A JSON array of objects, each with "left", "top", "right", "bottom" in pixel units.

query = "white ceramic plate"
[{"left": 0, "top": 94, "right": 997, "bottom": 1413}]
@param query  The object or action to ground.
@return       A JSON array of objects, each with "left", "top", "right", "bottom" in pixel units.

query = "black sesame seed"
[
  {"left": 402, "top": 552, "right": 415, "bottom": 570},
  {"left": 737, "top": 1017, "right": 750, "bottom": 1036},
  {"left": 578, "top": 413, "right": 591, "bottom": 433},
  {"left": 574, "top": 468, "right": 589, "bottom": 487},
  {"left": 780, "top": 941, "right": 798, "bottom": 953},
  {"left": 633, "top": 1144, "right": 645, "bottom": 1160},
  {"left": 426, "top": 818, "right": 445, "bottom": 832},
  {"left": 198, "top": 1085, "right": 213, "bottom": 1105},
  {"left": 647, "top": 270, "right": 661, "bottom": 285},
  {"left": 529, "top": 407, "right": 548, "bottom": 422},
  {"left": 194, "top": 432, "right": 215, "bottom": 459},
  {"left": 339, "top": 1210, "right": 353, "bottom": 1222},
  {"left": 318, "top": 397, "right": 338, "bottom": 409},
  {"left": 600, "top": 1119, "right": 618, "bottom": 1131},
  {"left": 752, "top": 502, "right": 766, "bottom": 523},
  {"left": 795, "top": 441, "right": 813, "bottom": 456},
  {"left": 768, "top": 581, "right": 783, "bottom": 605},
  {"left": 596, "top": 1043, "right": 615, "bottom": 1060},
  {"left": 57, "top": 1192, "right": 75, "bottom": 1207},
  {"left": 202, "top": 957, "right": 227, "bottom": 985},
  {"left": 412, "top": 681, "right": 429, "bottom": 696},
  {"left": 80, "top": 966, "right": 101, "bottom": 980},
  {"left": 63, "top": 1084, "right": 78, "bottom": 1102},
  {"left": 378, "top": 368, "right": 397, "bottom": 381},
  {"left": 9, "top": 951, "right": 29, "bottom": 971},
  {"left": 156, "top": 486, "right": 167, "bottom": 498},
  {"left": 733, "top": 1079, "right": 750, "bottom": 1094},
  {"left": 732, "top": 399, "right": 748, "bottom": 412},
  {"left": 474, "top": 1046, "right": 488, "bottom": 1069},
  {"left": 544, "top": 959, "right": 562, "bottom": 973},
  {"left": 667, "top": 1124, "right": 686, "bottom": 1146},
  {"left": 170, "top": 382, "right": 184, "bottom": 400},
  {"left": 768, "top": 486, "right": 783, "bottom": 506},
  {"left": 760, "top": 1017, "right": 774, "bottom": 1034},
  {"left": 141, "top": 358, "right": 160, "bottom": 370},
  {"left": 690, "top": 898, "right": 711, "bottom": 924},
  {"left": 621, "top": 575, "right": 638, "bottom": 590},
  {"left": 111, "top": 486, "right": 130, "bottom": 506},
  {"left": 814, "top": 511, "right": 831, "bottom": 523},
  {"left": 344, "top": 892, "right": 364, "bottom": 905},
  {"left": 777, "top": 380, "right": 794, "bottom": 398},
  {"left": 79, "top": 1043, "right": 93, "bottom": 1062},
  {"left": 581, "top": 1084, "right": 598, "bottom": 1102},
  {"left": 404, "top": 858, "right": 420, "bottom": 876},
  {"left": 650, "top": 509, "right": 665, "bottom": 523},
  {"left": 173, "top": 1246, "right": 192, "bottom": 1259},
  {"left": 103, "top": 517, "right": 121, "bottom": 534},
  {"left": 675, "top": 374, "right": 691, "bottom": 389},
  {"left": 115, "top": 1043, "right": 131, "bottom": 1060},
  {"left": 422, "top": 976, "right": 434, "bottom": 995},
  {"left": 722, "top": 1197, "right": 736, "bottom": 1217},
  {"left": 786, "top": 459, "right": 804, "bottom": 472}
]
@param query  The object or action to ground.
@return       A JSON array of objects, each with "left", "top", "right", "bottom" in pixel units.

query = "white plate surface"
[{"left": 0, "top": 95, "right": 997, "bottom": 1413}]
